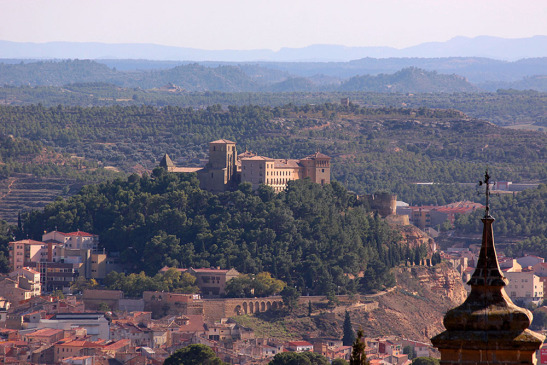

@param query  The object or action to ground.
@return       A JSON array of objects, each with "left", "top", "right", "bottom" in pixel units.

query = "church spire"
[{"left": 431, "top": 171, "right": 544, "bottom": 364}]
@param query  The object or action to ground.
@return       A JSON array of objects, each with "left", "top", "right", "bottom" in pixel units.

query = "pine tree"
[
  {"left": 350, "top": 329, "right": 369, "bottom": 365},
  {"left": 342, "top": 311, "right": 356, "bottom": 346}
]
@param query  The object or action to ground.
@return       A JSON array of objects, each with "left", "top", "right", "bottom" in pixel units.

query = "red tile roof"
[
  {"left": 10, "top": 239, "right": 44, "bottom": 245},
  {"left": 65, "top": 231, "right": 95, "bottom": 237},
  {"left": 26, "top": 328, "right": 63, "bottom": 337},
  {"left": 103, "top": 339, "right": 131, "bottom": 351},
  {"left": 288, "top": 341, "right": 313, "bottom": 347}
]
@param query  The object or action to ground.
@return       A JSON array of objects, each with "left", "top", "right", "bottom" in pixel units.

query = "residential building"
[
  {"left": 53, "top": 338, "right": 104, "bottom": 363},
  {"left": 28, "top": 313, "right": 110, "bottom": 341},
  {"left": 287, "top": 341, "right": 313, "bottom": 352},
  {"left": 8, "top": 231, "right": 118, "bottom": 291},
  {"left": 9, "top": 267, "right": 41, "bottom": 297},
  {"left": 399, "top": 201, "right": 483, "bottom": 230},
  {"left": 504, "top": 270, "right": 544, "bottom": 304},
  {"left": 42, "top": 231, "right": 99, "bottom": 251}
]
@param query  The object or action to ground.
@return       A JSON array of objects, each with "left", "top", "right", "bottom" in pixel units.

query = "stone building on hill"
[
  {"left": 160, "top": 139, "right": 331, "bottom": 192},
  {"left": 431, "top": 172, "right": 544, "bottom": 364}
]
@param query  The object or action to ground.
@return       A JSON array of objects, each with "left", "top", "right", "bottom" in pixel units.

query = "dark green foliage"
[
  {"left": 103, "top": 268, "right": 198, "bottom": 297},
  {"left": 531, "top": 309, "right": 547, "bottom": 330},
  {"left": 281, "top": 286, "right": 301, "bottom": 312},
  {"left": 342, "top": 311, "right": 356, "bottom": 346},
  {"left": 431, "top": 252, "right": 442, "bottom": 266},
  {"left": 403, "top": 345, "right": 417, "bottom": 360},
  {"left": 350, "top": 329, "right": 369, "bottom": 365},
  {"left": 164, "top": 344, "right": 225, "bottom": 365},
  {"left": 22, "top": 174, "right": 404, "bottom": 295},
  {"left": 269, "top": 352, "right": 311, "bottom": 365},
  {"left": 339, "top": 68, "right": 477, "bottom": 93},
  {"left": 412, "top": 357, "right": 440, "bottom": 365},
  {"left": 224, "top": 272, "right": 286, "bottom": 298},
  {"left": 269, "top": 352, "right": 328, "bottom": 365},
  {"left": 456, "top": 184, "right": 547, "bottom": 257},
  {"left": 0, "top": 220, "right": 13, "bottom": 273},
  {"left": 332, "top": 360, "right": 349, "bottom": 365},
  {"left": 0, "top": 103, "right": 544, "bottom": 207}
]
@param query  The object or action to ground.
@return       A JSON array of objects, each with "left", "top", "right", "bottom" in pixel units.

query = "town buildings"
[
  {"left": 161, "top": 139, "right": 331, "bottom": 192},
  {"left": 397, "top": 201, "right": 483, "bottom": 230},
  {"left": 7, "top": 230, "right": 120, "bottom": 292}
]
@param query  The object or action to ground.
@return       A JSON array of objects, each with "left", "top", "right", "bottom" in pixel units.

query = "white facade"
[
  {"left": 28, "top": 313, "right": 110, "bottom": 341},
  {"left": 505, "top": 271, "right": 544, "bottom": 303},
  {"left": 42, "top": 231, "right": 99, "bottom": 251}
]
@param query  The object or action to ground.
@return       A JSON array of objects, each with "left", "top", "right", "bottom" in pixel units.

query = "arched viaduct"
[{"left": 202, "top": 296, "right": 284, "bottom": 321}]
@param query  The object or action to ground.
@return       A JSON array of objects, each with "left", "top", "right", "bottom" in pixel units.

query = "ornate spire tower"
[{"left": 431, "top": 171, "right": 544, "bottom": 364}]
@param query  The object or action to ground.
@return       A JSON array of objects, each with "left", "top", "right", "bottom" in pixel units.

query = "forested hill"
[
  {"left": 20, "top": 172, "right": 412, "bottom": 295},
  {"left": 0, "top": 60, "right": 482, "bottom": 92},
  {"left": 0, "top": 103, "right": 544, "bottom": 202},
  {"left": 455, "top": 184, "right": 547, "bottom": 257},
  {"left": 339, "top": 67, "right": 478, "bottom": 93}
]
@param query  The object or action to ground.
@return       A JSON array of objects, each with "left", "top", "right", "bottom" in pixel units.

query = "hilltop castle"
[{"left": 160, "top": 139, "right": 331, "bottom": 192}]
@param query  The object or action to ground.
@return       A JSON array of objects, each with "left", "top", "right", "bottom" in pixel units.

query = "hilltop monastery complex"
[{"left": 160, "top": 139, "right": 331, "bottom": 192}]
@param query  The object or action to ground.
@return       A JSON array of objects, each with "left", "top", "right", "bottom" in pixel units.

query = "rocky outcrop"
[
  {"left": 350, "top": 263, "right": 468, "bottom": 343},
  {"left": 409, "top": 264, "right": 467, "bottom": 304},
  {"left": 396, "top": 224, "right": 436, "bottom": 253}
]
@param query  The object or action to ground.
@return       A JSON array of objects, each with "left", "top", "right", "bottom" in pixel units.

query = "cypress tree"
[
  {"left": 342, "top": 311, "right": 356, "bottom": 346},
  {"left": 350, "top": 329, "right": 369, "bottom": 365}
]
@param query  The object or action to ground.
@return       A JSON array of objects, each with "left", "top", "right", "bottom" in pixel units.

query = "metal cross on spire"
[{"left": 478, "top": 169, "right": 492, "bottom": 217}]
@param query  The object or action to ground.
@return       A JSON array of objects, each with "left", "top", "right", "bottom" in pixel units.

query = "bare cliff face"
[
  {"left": 389, "top": 221, "right": 437, "bottom": 253},
  {"left": 351, "top": 263, "right": 468, "bottom": 343}
]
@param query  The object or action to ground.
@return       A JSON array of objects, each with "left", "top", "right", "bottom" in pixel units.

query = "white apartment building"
[{"left": 504, "top": 270, "right": 544, "bottom": 304}]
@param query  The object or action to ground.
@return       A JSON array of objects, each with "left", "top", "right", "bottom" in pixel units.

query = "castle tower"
[
  {"left": 431, "top": 172, "right": 544, "bottom": 364},
  {"left": 299, "top": 152, "right": 331, "bottom": 186},
  {"left": 198, "top": 139, "right": 238, "bottom": 191},
  {"left": 159, "top": 153, "right": 175, "bottom": 171}
]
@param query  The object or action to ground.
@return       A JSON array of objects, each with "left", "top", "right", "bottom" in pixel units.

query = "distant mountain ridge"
[
  {"left": 0, "top": 60, "right": 482, "bottom": 93},
  {"left": 1, "top": 35, "right": 547, "bottom": 62}
]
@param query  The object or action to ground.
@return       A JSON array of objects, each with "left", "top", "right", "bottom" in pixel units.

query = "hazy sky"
[{"left": 1, "top": 0, "right": 546, "bottom": 50}]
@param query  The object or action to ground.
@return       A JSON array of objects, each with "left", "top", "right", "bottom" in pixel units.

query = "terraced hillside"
[{"left": 0, "top": 173, "right": 82, "bottom": 224}]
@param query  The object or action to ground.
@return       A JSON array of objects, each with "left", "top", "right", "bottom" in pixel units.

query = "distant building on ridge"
[{"left": 160, "top": 139, "right": 331, "bottom": 192}]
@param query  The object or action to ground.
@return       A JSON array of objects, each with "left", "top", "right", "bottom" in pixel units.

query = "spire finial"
[{"left": 478, "top": 169, "right": 491, "bottom": 217}]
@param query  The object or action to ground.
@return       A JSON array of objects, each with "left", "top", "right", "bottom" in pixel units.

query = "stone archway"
[
  {"left": 243, "top": 302, "right": 248, "bottom": 314},
  {"left": 255, "top": 301, "right": 260, "bottom": 313},
  {"left": 267, "top": 301, "right": 272, "bottom": 311},
  {"left": 249, "top": 302, "right": 254, "bottom": 314},
  {"left": 261, "top": 302, "right": 266, "bottom": 312}
]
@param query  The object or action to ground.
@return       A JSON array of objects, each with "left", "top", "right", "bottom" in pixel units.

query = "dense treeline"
[
  {"left": 20, "top": 171, "right": 416, "bottom": 295},
  {"left": 455, "top": 184, "right": 547, "bottom": 257},
  {"left": 0, "top": 103, "right": 545, "bottom": 205},
  {"left": 103, "top": 268, "right": 199, "bottom": 297},
  {"left": 1, "top": 86, "right": 545, "bottom": 127}
]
